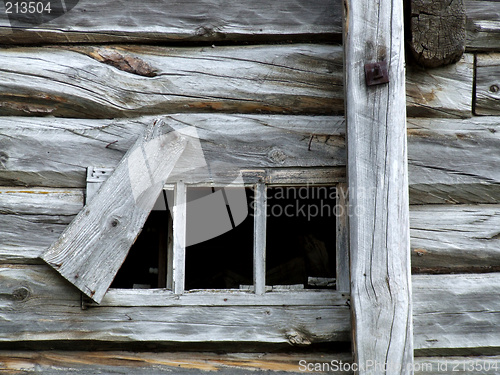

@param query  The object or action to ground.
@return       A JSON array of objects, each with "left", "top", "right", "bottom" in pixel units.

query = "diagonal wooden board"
[{"left": 42, "top": 119, "right": 187, "bottom": 303}]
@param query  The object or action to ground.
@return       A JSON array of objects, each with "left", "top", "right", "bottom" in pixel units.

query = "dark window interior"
[
  {"left": 185, "top": 187, "right": 254, "bottom": 290},
  {"left": 266, "top": 186, "right": 336, "bottom": 289}
]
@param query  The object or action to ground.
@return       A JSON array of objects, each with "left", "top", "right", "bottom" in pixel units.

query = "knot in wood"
[
  {"left": 12, "top": 287, "right": 30, "bottom": 302},
  {"left": 111, "top": 219, "right": 119, "bottom": 228}
]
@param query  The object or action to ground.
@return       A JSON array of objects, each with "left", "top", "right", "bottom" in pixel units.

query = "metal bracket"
[{"left": 364, "top": 61, "right": 389, "bottom": 86}]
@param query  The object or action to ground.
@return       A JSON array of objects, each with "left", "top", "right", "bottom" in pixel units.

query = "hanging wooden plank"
[
  {"left": 0, "top": 0, "right": 342, "bottom": 45},
  {"left": 475, "top": 53, "right": 500, "bottom": 115},
  {"left": 41, "top": 120, "right": 188, "bottom": 303},
  {"left": 172, "top": 181, "right": 187, "bottom": 295},
  {"left": 0, "top": 46, "right": 472, "bottom": 119},
  {"left": 344, "top": 0, "right": 413, "bottom": 372}
]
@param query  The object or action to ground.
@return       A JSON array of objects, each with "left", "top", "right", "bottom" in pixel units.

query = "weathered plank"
[
  {"left": 464, "top": 0, "right": 500, "bottom": 51},
  {"left": 0, "top": 46, "right": 472, "bottom": 118},
  {"left": 335, "top": 183, "right": 349, "bottom": 292},
  {"left": 413, "top": 273, "right": 500, "bottom": 355},
  {"left": 411, "top": 204, "right": 500, "bottom": 273},
  {"left": 409, "top": 0, "right": 466, "bottom": 68},
  {"left": 406, "top": 53, "right": 473, "bottom": 118},
  {"left": 1, "top": 115, "right": 498, "bottom": 202},
  {"left": 0, "top": 188, "right": 83, "bottom": 263},
  {"left": 475, "top": 53, "right": 500, "bottom": 115},
  {"left": 253, "top": 182, "right": 267, "bottom": 296},
  {"left": 0, "top": 265, "right": 351, "bottom": 344},
  {"left": 0, "top": 351, "right": 354, "bottom": 374},
  {"left": 172, "top": 181, "right": 186, "bottom": 295},
  {"left": 0, "top": 45, "right": 342, "bottom": 117},
  {"left": 2, "top": 265, "right": 500, "bottom": 354},
  {"left": 42, "top": 120, "right": 188, "bottom": 303},
  {"left": 0, "top": 0, "right": 342, "bottom": 45},
  {"left": 344, "top": 0, "right": 412, "bottom": 372},
  {"left": 406, "top": 116, "right": 500, "bottom": 204}
]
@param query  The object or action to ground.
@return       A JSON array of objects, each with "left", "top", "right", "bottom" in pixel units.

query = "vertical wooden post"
[
  {"left": 253, "top": 182, "right": 267, "bottom": 295},
  {"left": 172, "top": 181, "right": 187, "bottom": 295},
  {"left": 344, "top": 0, "right": 413, "bottom": 373},
  {"left": 336, "top": 183, "right": 350, "bottom": 292}
]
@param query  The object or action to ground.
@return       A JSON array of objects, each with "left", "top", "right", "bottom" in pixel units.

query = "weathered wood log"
[
  {"left": 1, "top": 115, "right": 498, "bottom": 203},
  {"left": 0, "top": 265, "right": 350, "bottom": 344},
  {"left": 344, "top": 0, "right": 412, "bottom": 372},
  {"left": 0, "top": 46, "right": 472, "bottom": 118},
  {"left": 411, "top": 204, "right": 500, "bottom": 273},
  {"left": 464, "top": 0, "right": 500, "bottom": 51},
  {"left": 2, "top": 265, "right": 500, "bottom": 354},
  {"left": 475, "top": 53, "right": 500, "bottom": 115},
  {"left": 409, "top": 0, "right": 466, "bottom": 68},
  {"left": 0, "top": 45, "right": 342, "bottom": 117},
  {"left": 406, "top": 53, "right": 473, "bottom": 118},
  {"left": 413, "top": 273, "right": 500, "bottom": 355},
  {"left": 0, "top": 0, "right": 342, "bottom": 45}
]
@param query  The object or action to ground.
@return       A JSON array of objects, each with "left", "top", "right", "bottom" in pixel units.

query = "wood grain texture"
[
  {"left": 406, "top": 53, "right": 473, "bottom": 118},
  {"left": 411, "top": 204, "right": 500, "bottom": 273},
  {"left": 0, "top": 46, "right": 472, "bottom": 118},
  {"left": 42, "top": 120, "right": 187, "bottom": 303},
  {"left": 2, "top": 265, "right": 500, "bottom": 354},
  {"left": 253, "top": 182, "right": 267, "bottom": 295},
  {"left": 464, "top": 0, "right": 500, "bottom": 51},
  {"left": 0, "top": 45, "right": 342, "bottom": 118},
  {"left": 0, "top": 0, "right": 342, "bottom": 44},
  {"left": 409, "top": 0, "right": 466, "bottom": 68},
  {"left": 344, "top": 0, "right": 413, "bottom": 372},
  {"left": 0, "top": 265, "right": 351, "bottom": 345},
  {"left": 335, "top": 183, "right": 349, "bottom": 293},
  {"left": 475, "top": 53, "right": 500, "bottom": 115},
  {"left": 413, "top": 273, "right": 500, "bottom": 355},
  {"left": 0, "top": 351, "right": 354, "bottom": 374}
]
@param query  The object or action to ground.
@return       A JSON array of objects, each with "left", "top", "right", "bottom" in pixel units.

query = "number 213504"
[{"left": 5, "top": 2, "right": 52, "bottom": 14}]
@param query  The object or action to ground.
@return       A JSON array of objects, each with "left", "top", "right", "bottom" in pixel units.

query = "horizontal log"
[
  {"left": 0, "top": 46, "right": 472, "bottom": 118},
  {"left": 0, "top": 0, "right": 495, "bottom": 52},
  {"left": 465, "top": 0, "right": 500, "bottom": 51},
  {"left": 413, "top": 273, "right": 500, "bottom": 355},
  {"left": 0, "top": 0, "right": 342, "bottom": 44},
  {"left": 2, "top": 265, "right": 500, "bottom": 354},
  {"left": 411, "top": 204, "right": 500, "bottom": 273},
  {"left": 0, "top": 351, "right": 354, "bottom": 374},
  {"left": 0, "top": 45, "right": 342, "bottom": 117},
  {"left": 0, "top": 265, "right": 351, "bottom": 344},
  {"left": 475, "top": 53, "right": 500, "bottom": 115}
]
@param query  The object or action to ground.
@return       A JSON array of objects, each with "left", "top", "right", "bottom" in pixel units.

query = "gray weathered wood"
[
  {"left": 0, "top": 265, "right": 350, "bottom": 344},
  {"left": 413, "top": 273, "right": 500, "bottom": 355},
  {"left": 464, "top": 0, "right": 500, "bottom": 51},
  {"left": 0, "top": 0, "right": 342, "bottom": 45},
  {"left": 42, "top": 121, "right": 187, "bottom": 303},
  {"left": 406, "top": 53, "right": 473, "bottom": 118},
  {"left": 2, "top": 115, "right": 498, "bottom": 203},
  {"left": 344, "top": 0, "right": 413, "bottom": 372},
  {"left": 0, "top": 45, "right": 342, "bottom": 118},
  {"left": 0, "top": 46, "right": 472, "bottom": 119},
  {"left": 409, "top": 0, "right": 466, "bottom": 68},
  {"left": 253, "top": 182, "right": 267, "bottom": 295},
  {"left": 335, "top": 183, "right": 349, "bottom": 293},
  {"left": 475, "top": 53, "right": 500, "bottom": 115},
  {"left": 410, "top": 204, "right": 500, "bottom": 273},
  {"left": 172, "top": 181, "right": 187, "bottom": 295}
]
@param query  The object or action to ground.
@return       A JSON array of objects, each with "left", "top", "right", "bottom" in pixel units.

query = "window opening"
[
  {"left": 185, "top": 187, "right": 254, "bottom": 290},
  {"left": 265, "top": 186, "right": 337, "bottom": 289}
]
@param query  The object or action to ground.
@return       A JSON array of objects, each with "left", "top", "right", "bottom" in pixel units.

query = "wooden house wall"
[{"left": 0, "top": 0, "right": 500, "bottom": 370}]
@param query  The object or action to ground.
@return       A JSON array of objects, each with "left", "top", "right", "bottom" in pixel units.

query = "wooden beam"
[
  {"left": 344, "top": 0, "right": 413, "bottom": 372},
  {"left": 41, "top": 121, "right": 187, "bottom": 303},
  {"left": 335, "top": 183, "right": 349, "bottom": 292},
  {"left": 0, "top": 46, "right": 472, "bottom": 119},
  {"left": 253, "top": 182, "right": 267, "bottom": 295},
  {"left": 172, "top": 181, "right": 187, "bottom": 295},
  {"left": 0, "top": 0, "right": 342, "bottom": 45},
  {"left": 475, "top": 53, "right": 500, "bottom": 115},
  {"left": 464, "top": 0, "right": 500, "bottom": 51}
]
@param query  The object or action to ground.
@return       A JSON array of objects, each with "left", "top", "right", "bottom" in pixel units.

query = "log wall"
[{"left": 0, "top": 0, "right": 500, "bottom": 369}]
